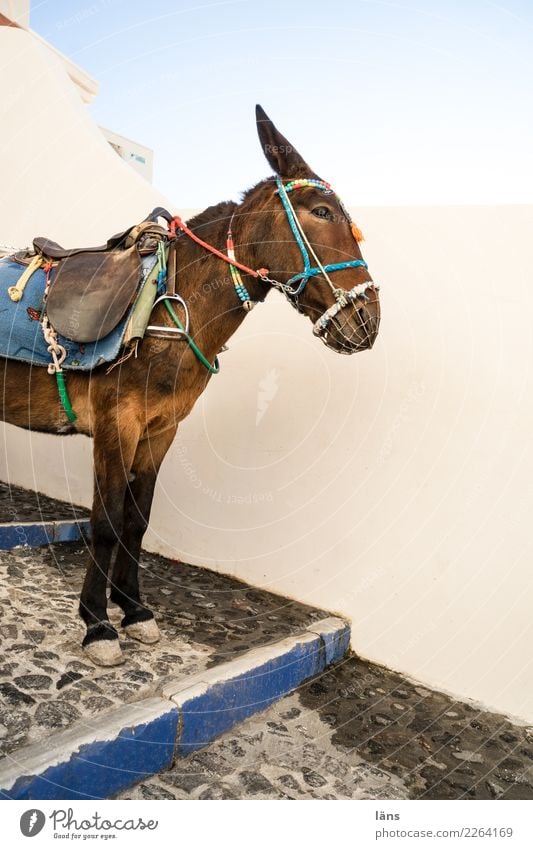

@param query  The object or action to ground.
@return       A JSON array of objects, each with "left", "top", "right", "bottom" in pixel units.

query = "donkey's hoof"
[
  {"left": 83, "top": 639, "right": 124, "bottom": 666},
  {"left": 124, "top": 619, "right": 160, "bottom": 644}
]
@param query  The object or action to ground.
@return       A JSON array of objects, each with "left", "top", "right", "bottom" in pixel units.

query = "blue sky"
[{"left": 32, "top": 0, "right": 533, "bottom": 207}]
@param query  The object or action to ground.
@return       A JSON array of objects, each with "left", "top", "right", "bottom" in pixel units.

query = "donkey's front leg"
[
  {"left": 110, "top": 427, "right": 177, "bottom": 645},
  {"left": 79, "top": 419, "right": 140, "bottom": 666}
]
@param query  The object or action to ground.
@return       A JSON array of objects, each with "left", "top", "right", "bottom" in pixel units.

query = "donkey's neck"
[{"left": 173, "top": 200, "right": 268, "bottom": 360}]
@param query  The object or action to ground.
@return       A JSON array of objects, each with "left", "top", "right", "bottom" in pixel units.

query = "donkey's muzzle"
[{"left": 314, "top": 284, "right": 380, "bottom": 355}]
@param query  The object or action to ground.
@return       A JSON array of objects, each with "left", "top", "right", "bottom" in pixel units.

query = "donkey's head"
[{"left": 239, "top": 105, "right": 380, "bottom": 354}]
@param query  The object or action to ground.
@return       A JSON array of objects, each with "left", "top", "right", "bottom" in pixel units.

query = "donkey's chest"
[
  {"left": 128, "top": 356, "right": 211, "bottom": 435},
  {"left": 144, "top": 384, "right": 199, "bottom": 431}
]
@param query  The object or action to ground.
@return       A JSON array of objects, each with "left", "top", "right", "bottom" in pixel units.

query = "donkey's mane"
[
  {"left": 184, "top": 179, "right": 278, "bottom": 247},
  {"left": 186, "top": 200, "right": 236, "bottom": 233},
  {"left": 186, "top": 176, "right": 278, "bottom": 233},
  {"left": 240, "top": 176, "right": 276, "bottom": 205}
]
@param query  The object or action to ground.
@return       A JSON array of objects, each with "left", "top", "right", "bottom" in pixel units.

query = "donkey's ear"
[{"left": 255, "top": 104, "right": 313, "bottom": 178}]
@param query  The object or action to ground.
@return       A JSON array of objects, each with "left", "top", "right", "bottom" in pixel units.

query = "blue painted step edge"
[
  {"left": 0, "top": 519, "right": 90, "bottom": 550},
  {"left": 1, "top": 698, "right": 179, "bottom": 801},
  {"left": 0, "top": 618, "right": 350, "bottom": 800},
  {"left": 162, "top": 618, "right": 351, "bottom": 757}
]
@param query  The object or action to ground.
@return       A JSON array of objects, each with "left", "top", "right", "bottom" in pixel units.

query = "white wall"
[
  {"left": 146, "top": 204, "right": 533, "bottom": 724},
  {"left": 2, "top": 27, "right": 532, "bottom": 723}
]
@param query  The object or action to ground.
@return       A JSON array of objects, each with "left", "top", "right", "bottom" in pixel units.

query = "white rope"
[
  {"left": 39, "top": 268, "right": 67, "bottom": 374},
  {"left": 312, "top": 281, "right": 378, "bottom": 336},
  {"left": 42, "top": 315, "right": 67, "bottom": 374}
]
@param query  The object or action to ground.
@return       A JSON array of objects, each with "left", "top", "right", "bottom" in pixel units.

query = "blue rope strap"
[
  {"left": 156, "top": 240, "right": 168, "bottom": 294},
  {"left": 275, "top": 176, "right": 367, "bottom": 294},
  {"left": 287, "top": 260, "right": 368, "bottom": 288}
]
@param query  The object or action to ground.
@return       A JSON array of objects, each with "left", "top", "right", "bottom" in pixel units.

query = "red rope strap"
[{"left": 170, "top": 216, "right": 268, "bottom": 278}]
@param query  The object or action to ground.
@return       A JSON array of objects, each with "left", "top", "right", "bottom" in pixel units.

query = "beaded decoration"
[
  {"left": 283, "top": 178, "right": 333, "bottom": 193},
  {"left": 227, "top": 228, "right": 255, "bottom": 311}
]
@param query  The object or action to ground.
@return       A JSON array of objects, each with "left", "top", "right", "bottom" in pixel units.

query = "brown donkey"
[{"left": 0, "top": 106, "right": 380, "bottom": 665}]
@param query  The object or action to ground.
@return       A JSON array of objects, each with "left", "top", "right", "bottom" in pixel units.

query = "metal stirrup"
[{"left": 146, "top": 294, "right": 190, "bottom": 338}]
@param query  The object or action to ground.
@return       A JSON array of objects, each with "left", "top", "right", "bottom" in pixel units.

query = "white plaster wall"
[
  {"left": 144, "top": 204, "right": 533, "bottom": 725},
  {"left": 2, "top": 28, "right": 532, "bottom": 722}
]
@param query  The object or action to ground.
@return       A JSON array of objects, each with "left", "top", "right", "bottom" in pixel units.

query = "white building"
[{"left": 0, "top": 0, "right": 153, "bottom": 181}]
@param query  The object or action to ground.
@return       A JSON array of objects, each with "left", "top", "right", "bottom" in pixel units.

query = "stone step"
[{"left": 0, "top": 484, "right": 350, "bottom": 799}]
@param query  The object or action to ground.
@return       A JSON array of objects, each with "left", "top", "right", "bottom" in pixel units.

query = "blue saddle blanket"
[{"left": 0, "top": 253, "right": 157, "bottom": 371}]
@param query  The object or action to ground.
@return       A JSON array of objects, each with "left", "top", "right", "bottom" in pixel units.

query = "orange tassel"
[{"left": 351, "top": 222, "right": 364, "bottom": 243}]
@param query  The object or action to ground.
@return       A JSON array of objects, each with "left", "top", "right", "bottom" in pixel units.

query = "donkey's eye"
[{"left": 312, "top": 206, "right": 332, "bottom": 220}]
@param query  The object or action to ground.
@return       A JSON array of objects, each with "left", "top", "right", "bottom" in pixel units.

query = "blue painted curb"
[
  {"left": 3, "top": 701, "right": 179, "bottom": 801},
  {"left": 0, "top": 618, "right": 350, "bottom": 800},
  {"left": 170, "top": 621, "right": 351, "bottom": 756},
  {"left": 0, "top": 519, "right": 90, "bottom": 550}
]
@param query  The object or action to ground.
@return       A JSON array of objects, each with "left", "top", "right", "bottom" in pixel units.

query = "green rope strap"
[
  {"left": 51, "top": 292, "right": 217, "bottom": 425},
  {"left": 163, "top": 300, "right": 219, "bottom": 374},
  {"left": 55, "top": 371, "right": 77, "bottom": 423}
]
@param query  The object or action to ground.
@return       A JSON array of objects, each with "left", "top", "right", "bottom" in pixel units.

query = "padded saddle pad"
[
  {"left": 45, "top": 245, "right": 142, "bottom": 343},
  {"left": 0, "top": 253, "right": 158, "bottom": 371}
]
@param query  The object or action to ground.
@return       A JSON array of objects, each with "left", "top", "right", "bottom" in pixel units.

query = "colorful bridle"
[
  {"left": 170, "top": 175, "right": 379, "bottom": 342},
  {"left": 270, "top": 176, "right": 379, "bottom": 339}
]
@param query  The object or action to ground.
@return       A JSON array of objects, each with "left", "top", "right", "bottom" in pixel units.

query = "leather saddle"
[{"left": 33, "top": 208, "right": 174, "bottom": 343}]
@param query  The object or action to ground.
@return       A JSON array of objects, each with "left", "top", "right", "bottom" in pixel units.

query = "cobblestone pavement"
[
  {"left": 120, "top": 656, "right": 533, "bottom": 801},
  {"left": 0, "top": 541, "right": 326, "bottom": 757},
  {"left": 0, "top": 482, "right": 89, "bottom": 524},
  {"left": 3, "top": 485, "right": 532, "bottom": 801}
]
